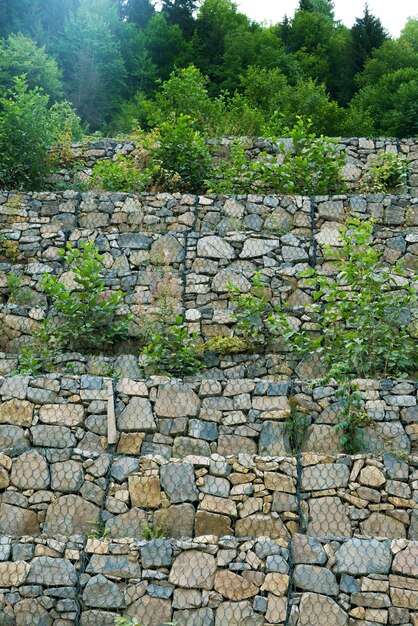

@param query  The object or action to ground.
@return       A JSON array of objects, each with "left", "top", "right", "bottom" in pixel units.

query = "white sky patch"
[{"left": 236, "top": 0, "right": 418, "bottom": 37}]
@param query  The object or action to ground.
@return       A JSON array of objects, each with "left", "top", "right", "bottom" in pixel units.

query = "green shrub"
[
  {"left": 0, "top": 76, "right": 55, "bottom": 190},
  {"left": 203, "top": 335, "right": 248, "bottom": 355},
  {"left": 277, "top": 117, "right": 346, "bottom": 195},
  {"left": 208, "top": 117, "right": 346, "bottom": 195},
  {"left": 279, "top": 217, "right": 417, "bottom": 379},
  {"left": 228, "top": 272, "right": 281, "bottom": 347},
  {"left": 6, "top": 272, "right": 33, "bottom": 306},
  {"left": 92, "top": 154, "right": 152, "bottom": 192},
  {"left": 40, "top": 241, "right": 132, "bottom": 351},
  {"left": 334, "top": 382, "right": 373, "bottom": 454},
  {"left": 152, "top": 114, "right": 213, "bottom": 192},
  {"left": 286, "top": 398, "right": 309, "bottom": 454},
  {"left": 0, "top": 234, "right": 21, "bottom": 261},
  {"left": 141, "top": 316, "right": 202, "bottom": 377},
  {"left": 362, "top": 152, "right": 411, "bottom": 193}
]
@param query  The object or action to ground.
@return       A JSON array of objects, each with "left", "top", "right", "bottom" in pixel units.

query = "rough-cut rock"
[
  {"left": 26, "top": 557, "right": 77, "bottom": 586},
  {"left": 214, "top": 570, "right": 258, "bottom": 600},
  {"left": 301, "top": 463, "right": 350, "bottom": 491},
  {"left": 308, "top": 497, "right": 352, "bottom": 537},
  {"left": 259, "top": 422, "right": 290, "bottom": 456},
  {"left": 197, "top": 236, "right": 235, "bottom": 259},
  {"left": 43, "top": 495, "right": 100, "bottom": 536},
  {"left": 160, "top": 462, "right": 199, "bottom": 503},
  {"left": 0, "top": 503, "right": 40, "bottom": 536},
  {"left": 194, "top": 511, "right": 232, "bottom": 537},
  {"left": 215, "top": 600, "right": 263, "bottom": 626},
  {"left": 118, "top": 397, "right": 155, "bottom": 432},
  {"left": 155, "top": 384, "right": 200, "bottom": 418},
  {"left": 392, "top": 542, "right": 418, "bottom": 577},
  {"left": 106, "top": 508, "right": 147, "bottom": 538},
  {"left": 292, "top": 534, "right": 327, "bottom": 565},
  {"left": 39, "top": 403, "right": 84, "bottom": 426},
  {"left": 334, "top": 539, "right": 392, "bottom": 575},
  {"left": 150, "top": 234, "right": 185, "bottom": 265},
  {"left": 0, "top": 399, "right": 33, "bottom": 427},
  {"left": 10, "top": 450, "right": 50, "bottom": 490},
  {"left": 0, "top": 561, "right": 30, "bottom": 586},
  {"left": 169, "top": 550, "right": 217, "bottom": 590},
  {"left": 128, "top": 476, "right": 162, "bottom": 508},
  {"left": 125, "top": 596, "right": 172, "bottom": 626},
  {"left": 153, "top": 504, "right": 195, "bottom": 538},
  {"left": 235, "top": 514, "right": 289, "bottom": 539},
  {"left": 361, "top": 512, "right": 406, "bottom": 539},
  {"left": 141, "top": 539, "right": 173, "bottom": 569},
  {"left": 298, "top": 592, "right": 348, "bottom": 626},
  {"left": 294, "top": 565, "right": 339, "bottom": 595},
  {"left": 83, "top": 574, "right": 126, "bottom": 609}
]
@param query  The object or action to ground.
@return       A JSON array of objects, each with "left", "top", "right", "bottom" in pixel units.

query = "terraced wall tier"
[
  {"left": 0, "top": 534, "right": 416, "bottom": 625},
  {"left": 47, "top": 136, "right": 418, "bottom": 194},
  {"left": 0, "top": 375, "right": 416, "bottom": 542},
  {"left": 0, "top": 192, "right": 416, "bottom": 377}
]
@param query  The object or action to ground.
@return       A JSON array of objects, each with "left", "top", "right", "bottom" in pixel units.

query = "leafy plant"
[
  {"left": 140, "top": 316, "right": 202, "bottom": 377},
  {"left": 228, "top": 272, "right": 281, "bottom": 347},
  {"left": 6, "top": 272, "right": 33, "bottom": 306},
  {"left": 0, "top": 234, "right": 21, "bottom": 262},
  {"left": 40, "top": 241, "right": 132, "bottom": 352},
  {"left": 14, "top": 344, "right": 53, "bottom": 375},
  {"left": 208, "top": 117, "right": 345, "bottom": 195},
  {"left": 92, "top": 154, "right": 152, "bottom": 193},
  {"left": 115, "top": 618, "right": 142, "bottom": 626},
  {"left": 142, "top": 524, "right": 164, "bottom": 539},
  {"left": 88, "top": 519, "right": 110, "bottom": 540},
  {"left": 362, "top": 152, "right": 411, "bottom": 193},
  {"left": 334, "top": 382, "right": 373, "bottom": 453},
  {"left": 204, "top": 335, "right": 248, "bottom": 355},
  {"left": 0, "top": 76, "right": 55, "bottom": 190},
  {"left": 280, "top": 218, "right": 417, "bottom": 379},
  {"left": 285, "top": 397, "right": 309, "bottom": 454},
  {"left": 277, "top": 117, "right": 346, "bottom": 195},
  {"left": 151, "top": 114, "right": 213, "bottom": 192}
]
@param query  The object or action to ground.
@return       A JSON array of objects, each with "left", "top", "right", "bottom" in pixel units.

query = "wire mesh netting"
[{"left": 0, "top": 149, "right": 417, "bottom": 624}]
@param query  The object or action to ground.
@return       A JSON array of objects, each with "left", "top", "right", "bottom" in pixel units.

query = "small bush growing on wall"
[
  {"left": 362, "top": 152, "right": 411, "bottom": 193},
  {"left": 151, "top": 114, "right": 213, "bottom": 192},
  {"left": 279, "top": 217, "right": 417, "bottom": 379},
  {"left": 140, "top": 316, "right": 202, "bottom": 377},
  {"left": 40, "top": 241, "right": 132, "bottom": 351}
]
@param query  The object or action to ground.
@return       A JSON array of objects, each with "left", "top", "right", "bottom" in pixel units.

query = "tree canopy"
[{"left": 0, "top": 0, "right": 416, "bottom": 135}]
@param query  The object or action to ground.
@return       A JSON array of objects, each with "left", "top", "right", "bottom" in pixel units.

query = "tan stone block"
[
  {"left": 266, "top": 594, "right": 287, "bottom": 623},
  {"left": 390, "top": 588, "right": 418, "bottom": 609},
  {"left": 117, "top": 432, "right": 145, "bottom": 454},
  {"left": 0, "top": 399, "right": 33, "bottom": 426},
  {"left": 128, "top": 476, "right": 161, "bottom": 508},
  {"left": 261, "top": 573, "right": 289, "bottom": 596},
  {"left": 264, "top": 472, "right": 296, "bottom": 493},
  {"left": 214, "top": 570, "right": 258, "bottom": 601}
]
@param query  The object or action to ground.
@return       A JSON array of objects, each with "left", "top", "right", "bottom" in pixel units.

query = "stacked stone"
[
  {"left": 0, "top": 534, "right": 416, "bottom": 625},
  {"left": 0, "top": 192, "right": 416, "bottom": 375},
  {"left": 43, "top": 137, "right": 418, "bottom": 194},
  {"left": 0, "top": 140, "right": 417, "bottom": 624}
]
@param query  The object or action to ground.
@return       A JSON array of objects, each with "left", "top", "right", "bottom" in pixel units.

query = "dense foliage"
[{"left": 0, "top": 0, "right": 416, "bottom": 136}]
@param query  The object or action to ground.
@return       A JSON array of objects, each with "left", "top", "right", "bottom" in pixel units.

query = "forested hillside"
[{"left": 0, "top": 0, "right": 417, "bottom": 136}]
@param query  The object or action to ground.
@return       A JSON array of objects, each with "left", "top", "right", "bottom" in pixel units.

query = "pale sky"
[{"left": 236, "top": 0, "right": 418, "bottom": 37}]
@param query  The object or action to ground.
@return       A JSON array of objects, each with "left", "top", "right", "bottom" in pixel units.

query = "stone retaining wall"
[
  {"left": 1, "top": 191, "right": 417, "bottom": 234},
  {"left": 47, "top": 136, "right": 418, "bottom": 194},
  {"left": 0, "top": 192, "right": 416, "bottom": 366},
  {"left": 0, "top": 534, "right": 416, "bottom": 625},
  {"left": 0, "top": 376, "right": 416, "bottom": 542},
  {"left": 0, "top": 376, "right": 415, "bottom": 458}
]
